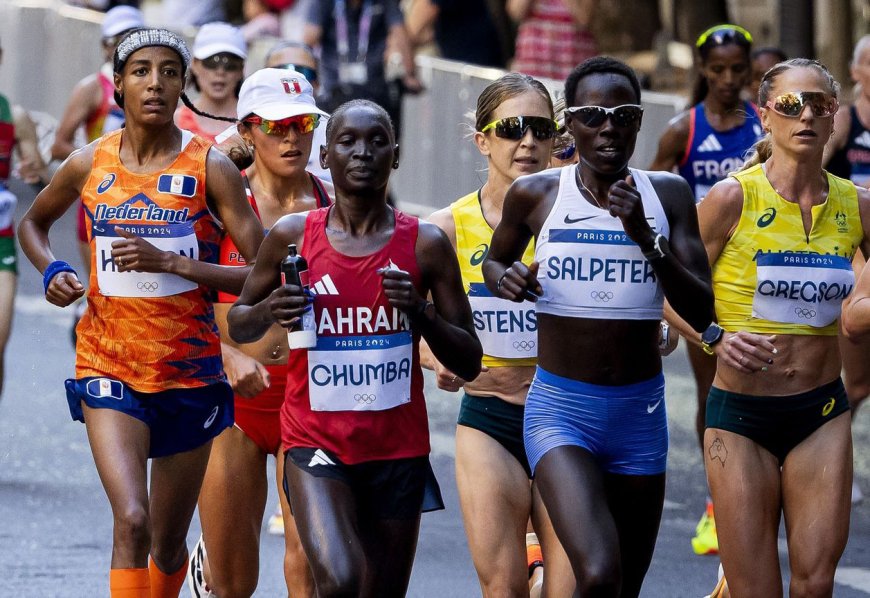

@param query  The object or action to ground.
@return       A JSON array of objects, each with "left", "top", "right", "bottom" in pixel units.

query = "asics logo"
[
  {"left": 97, "top": 173, "right": 116, "bottom": 194},
  {"left": 564, "top": 214, "right": 596, "bottom": 224},
  {"left": 354, "top": 393, "right": 376, "bottom": 404},
  {"left": 203, "top": 406, "right": 219, "bottom": 429},
  {"left": 137, "top": 281, "right": 159, "bottom": 292},
  {"left": 470, "top": 243, "right": 489, "bottom": 266},
  {"left": 794, "top": 307, "right": 816, "bottom": 319},
  {"left": 646, "top": 399, "right": 662, "bottom": 414},
  {"left": 513, "top": 340, "right": 535, "bottom": 351},
  {"left": 821, "top": 397, "right": 836, "bottom": 417},
  {"left": 757, "top": 208, "right": 776, "bottom": 228},
  {"left": 591, "top": 291, "right": 614, "bottom": 302},
  {"left": 308, "top": 449, "right": 336, "bottom": 467}
]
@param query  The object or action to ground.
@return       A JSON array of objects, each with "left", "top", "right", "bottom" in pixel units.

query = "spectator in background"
[
  {"left": 162, "top": 0, "right": 226, "bottom": 28},
  {"left": 509, "top": 0, "right": 598, "bottom": 82},
  {"left": 405, "top": 0, "right": 506, "bottom": 68},
  {"left": 746, "top": 47, "right": 787, "bottom": 103},
  {"left": 241, "top": 0, "right": 289, "bottom": 43},
  {"left": 177, "top": 22, "right": 247, "bottom": 142},
  {"left": 303, "top": 0, "right": 421, "bottom": 136}
]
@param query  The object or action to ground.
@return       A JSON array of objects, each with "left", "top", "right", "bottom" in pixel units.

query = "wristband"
[{"left": 43, "top": 260, "right": 77, "bottom": 294}]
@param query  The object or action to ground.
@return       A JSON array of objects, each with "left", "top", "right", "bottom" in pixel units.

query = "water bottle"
[{"left": 280, "top": 244, "right": 317, "bottom": 349}]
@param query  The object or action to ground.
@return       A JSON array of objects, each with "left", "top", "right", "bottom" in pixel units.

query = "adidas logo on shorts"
[{"left": 308, "top": 449, "right": 336, "bottom": 467}]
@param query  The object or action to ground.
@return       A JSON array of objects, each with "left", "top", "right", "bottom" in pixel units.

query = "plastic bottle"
[{"left": 280, "top": 244, "right": 316, "bottom": 349}]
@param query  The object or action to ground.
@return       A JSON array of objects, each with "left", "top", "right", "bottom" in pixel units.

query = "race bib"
[
  {"left": 94, "top": 222, "right": 199, "bottom": 297},
  {"left": 308, "top": 331, "right": 413, "bottom": 412},
  {"left": 752, "top": 252, "right": 854, "bottom": 327},
  {"left": 540, "top": 228, "right": 662, "bottom": 310},
  {"left": 468, "top": 283, "right": 537, "bottom": 359},
  {"left": 0, "top": 186, "right": 16, "bottom": 231}
]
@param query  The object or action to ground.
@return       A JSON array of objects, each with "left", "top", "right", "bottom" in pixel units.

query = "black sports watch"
[
  {"left": 642, "top": 234, "right": 669, "bottom": 261},
  {"left": 700, "top": 323, "right": 725, "bottom": 355}
]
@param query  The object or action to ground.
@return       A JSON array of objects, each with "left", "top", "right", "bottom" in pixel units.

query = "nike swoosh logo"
[
  {"left": 564, "top": 215, "right": 596, "bottom": 224},
  {"left": 647, "top": 399, "right": 662, "bottom": 414},
  {"left": 1, "top": 256, "right": 14, "bottom": 265}
]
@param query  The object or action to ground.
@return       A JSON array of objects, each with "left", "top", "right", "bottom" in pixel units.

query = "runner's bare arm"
[
  {"left": 50, "top": 76, "right": 101, "bottom": 161},
  {"left": 12, "top": 106, "right": 47, "bottom": 184},
  {"left": 649, "top": 113, "right": 690, "bottom": 172},
  {"left": 228, "top": 213, "right": 309, "bottom": 343},
  {"left": 408, "top": 221, "right": 481, "bottom": 382}
]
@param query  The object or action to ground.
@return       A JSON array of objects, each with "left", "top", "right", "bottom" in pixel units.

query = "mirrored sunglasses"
[
  {"left": 765, "top": 91, "right": 838, "bottom": 118},
  {"left": 201, "top": 54, "right": 245, "bottom": 72},
  {"left": 696, "top": 25, "right": 753, "bottom": 51},
  {"left": 243, "top": 114, "right": 321, "bottom": 136},
  {"left": 566, "top": 104, "right": 644, "bottom": 128},
  {"left": 271, "top": 63, "right": 318, "bottom": 84},
  {"left": 480, "top": 116, "right": 558, "bottom": 141}
]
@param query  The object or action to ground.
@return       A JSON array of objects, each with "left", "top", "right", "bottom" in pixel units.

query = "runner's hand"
[
  {"left": 45, "top": 270, "right": 85, "bottom": 307},
  {"left": 435, "top": 362, "right": 489, "bottom": 392},
  {"left": 222, "top": 344, "right": 270, "bottom": 398},
  {"left": 608, "top": 175, "right": 656, "bottom": 249},
  {"left": 378, "top": 267, "right": 425, "bottom": 314},
  {"left": 716, "top": 331, "right": 777, "bottom": 374},
  {"left": 111, "top": 226, "right": 176, "bottom": 273},
  {"left": 268, "top": 284, "right": 312, "bottom": 329},
  {"left": 496, "top": 261, "right": 542, "bottom": 303}
]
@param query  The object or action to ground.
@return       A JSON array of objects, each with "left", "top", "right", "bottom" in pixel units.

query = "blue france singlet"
[{"left": 678, "top": 101, "right": 763, "bottom": 201}]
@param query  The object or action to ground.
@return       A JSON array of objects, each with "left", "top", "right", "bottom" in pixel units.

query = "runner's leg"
[{"left": 276, "top": 448, "right": 315, "bottom": 596}]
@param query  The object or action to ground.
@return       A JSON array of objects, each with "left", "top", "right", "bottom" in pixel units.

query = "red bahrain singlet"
[{"left": 281, "top": 207, "right": 429, "bottom": 464}]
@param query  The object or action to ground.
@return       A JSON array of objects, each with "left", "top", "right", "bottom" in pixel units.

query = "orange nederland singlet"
[{"left": 76, "top": 129, "right": 224, "bottom": 393}]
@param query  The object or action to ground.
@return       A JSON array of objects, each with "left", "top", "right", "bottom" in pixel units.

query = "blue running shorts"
[
  {"left": 65, "top": 377, "right": 233, "bottom": 458},
  {"left": 524, "top": 367, "right": 668, "bottom": 476}
]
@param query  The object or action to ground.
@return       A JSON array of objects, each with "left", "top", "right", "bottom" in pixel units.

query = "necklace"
[{"left": 575, "top": 168, "right": 605, "bottom": 209}]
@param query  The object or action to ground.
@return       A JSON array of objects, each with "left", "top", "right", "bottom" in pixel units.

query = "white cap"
[
  {"left": 101, "top": 6, "right": 144, "bottom": 38},
  {"left": 192, "top": 22, "right": 247, "bottom": 60},
  {"left": 237, "top": 68, "right": 328, "bottom": 120}
]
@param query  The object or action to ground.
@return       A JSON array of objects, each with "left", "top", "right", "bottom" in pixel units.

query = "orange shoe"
[{"left": 526, "top": 532, "right": 543, "bottom": 578}]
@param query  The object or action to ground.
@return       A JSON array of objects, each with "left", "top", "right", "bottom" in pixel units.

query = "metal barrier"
[{"left": 0, "top": 1, "right": 687, "bottom": 215}]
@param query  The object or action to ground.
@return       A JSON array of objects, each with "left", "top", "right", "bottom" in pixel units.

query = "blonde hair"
[{"left": 740, "top": 58, "right": 840, "bottom": 171}]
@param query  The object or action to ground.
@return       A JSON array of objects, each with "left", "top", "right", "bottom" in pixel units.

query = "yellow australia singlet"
[
  {"left": 451, "top": 190, "right": 537, "bottom": 367},
  {"left": 713, "top": 163, "right": 861, "bottom": 336}
]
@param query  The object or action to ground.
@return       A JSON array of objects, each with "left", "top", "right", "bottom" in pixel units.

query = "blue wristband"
[{"left": 43, "top": 260, "right": 77, "bottom": 294}]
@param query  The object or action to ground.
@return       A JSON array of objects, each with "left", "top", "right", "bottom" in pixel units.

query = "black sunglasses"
[
  {"left": 200, "top": 54, "right": 244, "bottom": 72},
  {"left": 271, "top": 63, "right": 318, "bottom": 84},
  {"left": 480, "top": 116, "right": 558, "bottom": 141},
  {"left": 566, "top": 105, "right": 644, "bottom": 128}
]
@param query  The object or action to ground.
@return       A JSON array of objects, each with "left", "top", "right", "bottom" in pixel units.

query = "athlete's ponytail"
[
  {"left": 739, "top": 135, "right": 773, "bottom": 171},
  {"left": 179, "top": 92, "right": 238, "bottom": 124}
]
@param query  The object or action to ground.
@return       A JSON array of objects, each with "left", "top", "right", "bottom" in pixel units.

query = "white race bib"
[
  {"left": 0, "top": 186, "right": 16, "bottom": 231},
  {"left": 308, "top": 331, "right": 413, "bottom": 412},
  {"left": 94, "top": 222, "right": 199, "bottom": 297},
  {"left": 540, "top": 228, "right": 662, "bottom": 311},
  {"left": 468, "top": 283, "right": 537, "bottom": 359},
  {"left": 752, "top": 252, "right": 854, "bottom": 327}
]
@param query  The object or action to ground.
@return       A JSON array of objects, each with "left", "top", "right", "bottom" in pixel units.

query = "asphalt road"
[{"left": 2, "top": 177, "right": 870, "bottom": 597}]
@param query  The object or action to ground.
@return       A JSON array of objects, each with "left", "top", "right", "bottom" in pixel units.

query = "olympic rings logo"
[
  {"left": 354, "top": 393, "right": 376, "bottom": 404},
  {"left": 513, "top": 340, "right": 535, "bottom": 351},
  {"left": 137, "top": 281, "right": 159, "bottom": 292},
  {"left": 794, "top": 307, "right": 816, "bottom": 319},
  {"left": 590, "top": 291, "right": 614, "bottom": 302}
]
